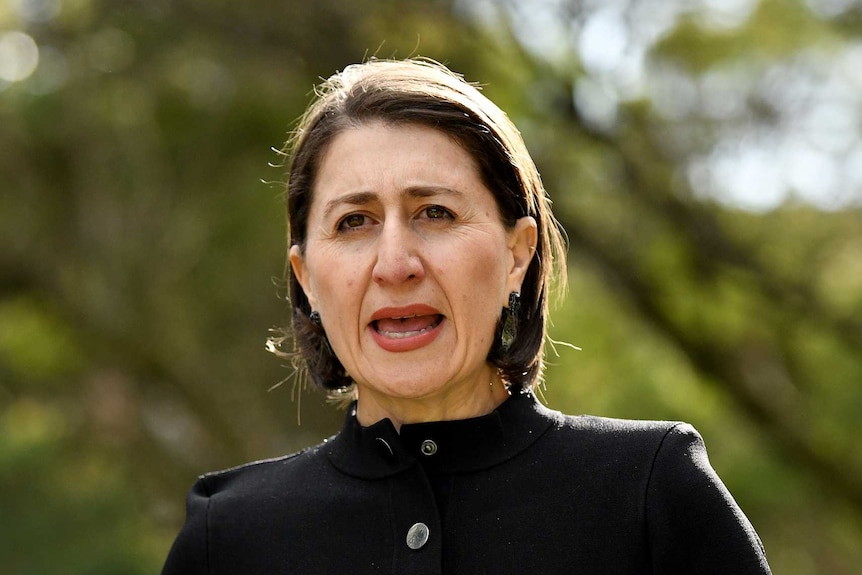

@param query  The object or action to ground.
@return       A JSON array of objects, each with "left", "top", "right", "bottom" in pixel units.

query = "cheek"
[
  {"left": 306, "top": 265, "right": 351, "bottom": 313},
  {"left": 319, "top": 270, "right": 360, "bottom": 302},
  {"left": 308, "top": 244, "right": 363, "bottom": 290},
  {"left": 449, "top": 246, "right": 509, "bottom": 313}
]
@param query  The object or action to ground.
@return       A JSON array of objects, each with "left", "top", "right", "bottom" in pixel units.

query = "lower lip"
[{"left": 369, "top": 318, "right": 444, "bottom": 352}]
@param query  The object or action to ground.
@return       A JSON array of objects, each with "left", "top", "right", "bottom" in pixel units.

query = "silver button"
[
  {"left": 420, "top": 439, "right": 437, "bottom": 456},
  {"left": 406, "top": 522, "right": 430, "bottom": 549}
]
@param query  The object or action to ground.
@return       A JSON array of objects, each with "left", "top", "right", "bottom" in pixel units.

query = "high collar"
[{"left": 325, "top": 390, "right": 556, "bottom": 479}]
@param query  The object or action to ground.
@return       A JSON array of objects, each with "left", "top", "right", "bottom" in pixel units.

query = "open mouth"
[{"left": 372, "top": 314, "right": 444, "bottom": 339}]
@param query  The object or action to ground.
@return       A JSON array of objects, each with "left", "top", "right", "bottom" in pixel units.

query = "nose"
[{"left": 372, "top": 219, "right": 425, "bottom": 285}]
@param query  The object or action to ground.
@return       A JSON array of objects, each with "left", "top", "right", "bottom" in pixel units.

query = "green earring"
[{"left": 501, "top": 291, "right": 520, "bottom": 352}]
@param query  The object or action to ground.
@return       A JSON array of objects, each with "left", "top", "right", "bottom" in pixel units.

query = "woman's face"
[{"left": 291, "top": 122, "right": 535, "bottom": 419}]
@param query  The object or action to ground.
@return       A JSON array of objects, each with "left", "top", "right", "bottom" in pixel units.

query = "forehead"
[{"left": 311, "top": 122, "right": 488, "bottom": 203}]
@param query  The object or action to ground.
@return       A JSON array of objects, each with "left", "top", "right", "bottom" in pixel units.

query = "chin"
[{"left": 373, "top": 379, "right": 449, "bottom": 400}]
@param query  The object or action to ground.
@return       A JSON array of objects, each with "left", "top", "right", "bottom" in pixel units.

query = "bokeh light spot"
[
  {"left": 0, "top": 31, "right": 40, "bottom": 83},
  {"left": 11, "top": 0, "right": 62, "bottom": 23}
]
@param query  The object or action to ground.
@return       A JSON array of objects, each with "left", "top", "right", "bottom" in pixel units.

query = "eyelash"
[
  {"left": 335, "top": 205, "right": 454, "bottom": 233},
  {"left": 336, "top": 213, "right": 370, "bottom": 232},
  {"left": 421, "top": 205, "right": 454, "bottom": 220}
]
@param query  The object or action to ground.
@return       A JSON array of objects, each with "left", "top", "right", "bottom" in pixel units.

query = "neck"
[{"left": 355, "top": 374, "right": 511, "bottom": 431}]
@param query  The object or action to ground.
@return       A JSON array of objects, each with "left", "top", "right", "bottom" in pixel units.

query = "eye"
[
  {"left": 420, "top": 205, "right": 454, "bottom": 220},
  {"left": 337, "top": 213, "right": 372, "bottom": 232}
]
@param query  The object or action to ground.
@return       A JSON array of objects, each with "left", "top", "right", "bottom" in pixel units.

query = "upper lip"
[{"left": 369, "top": 304, "right": 443, "bottom": 323}]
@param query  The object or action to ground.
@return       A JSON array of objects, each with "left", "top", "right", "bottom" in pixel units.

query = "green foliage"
[
  {"left": 0, "top": 297, "right": 86, "bottom": 383},
  {"left": 0, "top": 399, "right": 161, "bottom": 575},
  {"left": 1, "top": 0, "right": 860, "bottom": 572},
  {"left": 654, "top": 0, "right": 838, "bottom": 72}
]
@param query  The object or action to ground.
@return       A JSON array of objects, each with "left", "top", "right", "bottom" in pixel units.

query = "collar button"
[{"left": 420, "top": 439, "right": 438, "bottom": 456}]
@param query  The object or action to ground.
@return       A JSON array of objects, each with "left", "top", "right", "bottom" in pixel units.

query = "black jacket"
[{"left": 162, "top": 391, "right": 771, "bottom": 574}]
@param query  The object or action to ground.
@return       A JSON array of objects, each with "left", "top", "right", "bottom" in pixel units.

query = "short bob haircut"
[{"left": 269, "top": 58, "right": 567, "bottom": 397}]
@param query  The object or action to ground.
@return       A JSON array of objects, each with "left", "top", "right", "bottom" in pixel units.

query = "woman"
[{"left": 162, "top": 59, "right": 771, "bottom": 574}]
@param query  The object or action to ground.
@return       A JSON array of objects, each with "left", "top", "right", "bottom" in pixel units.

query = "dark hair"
[{"left": 268, "top": 58, "right": 566, "bottom": 397}]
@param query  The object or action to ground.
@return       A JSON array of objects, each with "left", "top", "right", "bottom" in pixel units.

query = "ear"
[
  {"left": 506, "top": 216, "right": 538, "bottom": 294},
  {"left": 289, "top": 244, "right": 318, "bottom": 309}
]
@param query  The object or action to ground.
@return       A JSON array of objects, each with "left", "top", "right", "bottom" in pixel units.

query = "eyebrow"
[{"left": 321, "top": 186, "right": 464, "bottom": 219}]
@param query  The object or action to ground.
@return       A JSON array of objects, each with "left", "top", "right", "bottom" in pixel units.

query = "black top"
[{"left": 162, "top": 391, "right": 772, "bottom": 574}]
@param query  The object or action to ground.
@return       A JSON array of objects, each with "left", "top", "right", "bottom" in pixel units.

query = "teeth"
[{"left": 378, "top": 325, "right": 435, "bottom": 338}]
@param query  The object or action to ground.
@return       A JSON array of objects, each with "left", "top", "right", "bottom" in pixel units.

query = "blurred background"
[{"left": 1, "top": 0, "right": 861, "bottom": 572}]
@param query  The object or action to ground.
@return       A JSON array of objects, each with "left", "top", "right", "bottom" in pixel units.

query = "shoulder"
[
  {"left": 539, "top": 402, "right": 699, "bottom": 455},
  {"left": 162, "top": 436, "right": 346, "bottom": 573},
  {"left": 532, "top": 410, "right": 769, "bottom": 571},
  {"left": 195, "top": 436, "right": 336, "bottom": 498},
  {"left": 555, "top": 410, "right": 689, "bottom": 436},
  {"left": 533, "top": 404, "right": 721, "bottom": 488}
]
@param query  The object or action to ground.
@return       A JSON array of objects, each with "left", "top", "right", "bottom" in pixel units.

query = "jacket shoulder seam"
[{"left": 199, "top": 444, "right": 323, "bottom": 479}]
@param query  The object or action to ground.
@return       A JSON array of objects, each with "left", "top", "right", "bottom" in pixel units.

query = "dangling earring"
[
  {"left": 501, "top": 291, "right": 520, "bottom": 352},
  {"left": 309, "top": 310, "right": 334, "bottom": 356}
]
